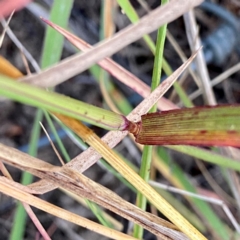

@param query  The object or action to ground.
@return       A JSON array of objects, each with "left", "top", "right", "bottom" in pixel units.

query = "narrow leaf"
[
  {"left": 0, "top": 0, "right": 31, "bottom": 17},
  {"left": 0, "top": 75, "right": 127, "bottom": 131},
  {"left": 39, "top": 17, "right": 176, "bottom": 111},
  {"left": 20, "top": 0, "right": 204, "bottom": 87},
  {"left": 41, "top": 0, "right": 73, "bottom": 68},
  {"left": 54, "top": 115, "right": 205, "bottom": 240},
  {"left": 135, "top": 105, "right": 240, "bottom": 146}
]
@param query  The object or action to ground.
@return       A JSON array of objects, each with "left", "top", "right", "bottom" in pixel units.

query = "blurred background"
[{"left": 0, "top": 0, "right": 240, "bottom": 239}]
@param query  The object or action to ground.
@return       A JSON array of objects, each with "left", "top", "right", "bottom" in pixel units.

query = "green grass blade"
[
  {"left": 133, "top": 145, "right": 153, "bottom": 239},
  {"left": 133, "top": 1, "right": 168, "bottom": 238},
  {"left": 156, "top": 148, "right": 229, "bottom": 239},
  {"left": 11, "top": 2, "right": 73, "bottom": 238},
  {"left": 86, "top": 200, "right": 114, "bottom": 229},
  {"left": 116, "top": 0, "right": 155, "bottom": 53},
  {"left": 41, "top": 0, "right": 74, "bottom": 68},
  {"left": 116, "top": 0, "right": 195, "bottom": 108},
  {"left": 10, "top": 109, "right": 43, "bottom": 240},
  {"left": 117, "top": 0, "right": 139, "bottom": 22},
  {"left": 150, "top": 10, "right": 167, "bottom": 98},
  {"left": 117, "top": 0, "right": 170, "bottom": 73},
  {"left": 0, "top": 75, "right": 127, "bottom": 131},
  {"left": 167, "top": 145, "right": 240, "bottom": 172},
  {"left": 110, "top": 87, "right": 133, "bottom": 115}
]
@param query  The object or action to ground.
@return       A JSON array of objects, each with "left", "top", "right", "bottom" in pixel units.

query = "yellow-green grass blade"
[{"left": 0, "top": 75, "right": 127, "bottom": 131}]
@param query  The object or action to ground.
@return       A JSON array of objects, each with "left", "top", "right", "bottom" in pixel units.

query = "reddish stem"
[{"left": 126, "top": 120, "right": 141, "bottom": 137}]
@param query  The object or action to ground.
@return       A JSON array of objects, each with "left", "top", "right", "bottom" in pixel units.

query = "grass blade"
[
  {"left": 0, "top": 178, "right": 137, "bottom": 240},
  {"left": 154, "top": 149, "right": 230, "bottom": 239},
  {"left": 10, "top": 1, "right": 73, "bottom": 239},
  {"left": 0, "top": 75, "right": 127, "bottom": 131},
  {"left": 134, "top": 0, "right": 168, "bottom": 238},
  {"left": 167, "top": 145, "right": 240, "bottom": 172},
  {"left": 55, "top": 114, "right": 206, "bottom": 240},
  {"left": 20, "top": 0, "right": 204, "bottom": 87},
  {"left": 135, "top": 105, "right": 240, "bottom": 146},
  {"left": 10, "top": 110, "right": 43, "bottom": 240},
  {"left": 41, "top": 0, "right": 73, "bottom": 68}
]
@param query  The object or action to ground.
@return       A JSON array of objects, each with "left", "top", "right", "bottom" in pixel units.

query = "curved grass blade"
[{"left": 134, "top": 105, "right": 240, "bottom": 146}]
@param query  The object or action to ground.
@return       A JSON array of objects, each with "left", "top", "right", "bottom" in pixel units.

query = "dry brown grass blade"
[
  {"left": 0, "top": 163, "right": 51, "bottom": 240},
  {"left": 0, "top": 51, "right": 197, "bottom": 238},
  {"left": 103, "top": 0, "right": 117, "bottom": 38},
  {"left": 20, "top": 0, "right": 203, "bottom": 87},
  {"left": 184, "top": 10, "right": 215, "bottom": 105},
  {"left": 50, "top": 114, "right": 204, "bottom": 239},
  {"left": 0, "top": 25, "right": 199, "bottom": 238},
  {"left": 0, "top": 176, "right": 137, "bottom": 240},
  {"left": 27, "top": 52, "right": 200, "bottom": 239},
  {"left": 0, "top": 143, "right": 187, "bottom": 239},
  {"left": 40, "top": 16, "right": 176, "bottom": 111},
  {"left": 28, "top": 50, "right": 198, "bottom": 194}
]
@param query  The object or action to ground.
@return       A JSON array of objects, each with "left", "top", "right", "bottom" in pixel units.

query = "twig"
[
  {"left": 189, "top": 62, "right": 240, "bottom": 101},
  {"left": 183, "top": 10, "right": 216, "bottom": 105},
  {"left": 1, "top": 18, "right": 40, "bottom": 72},
  {"left": 0, "top": 11, "right": 14, "bottom": 47}
]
